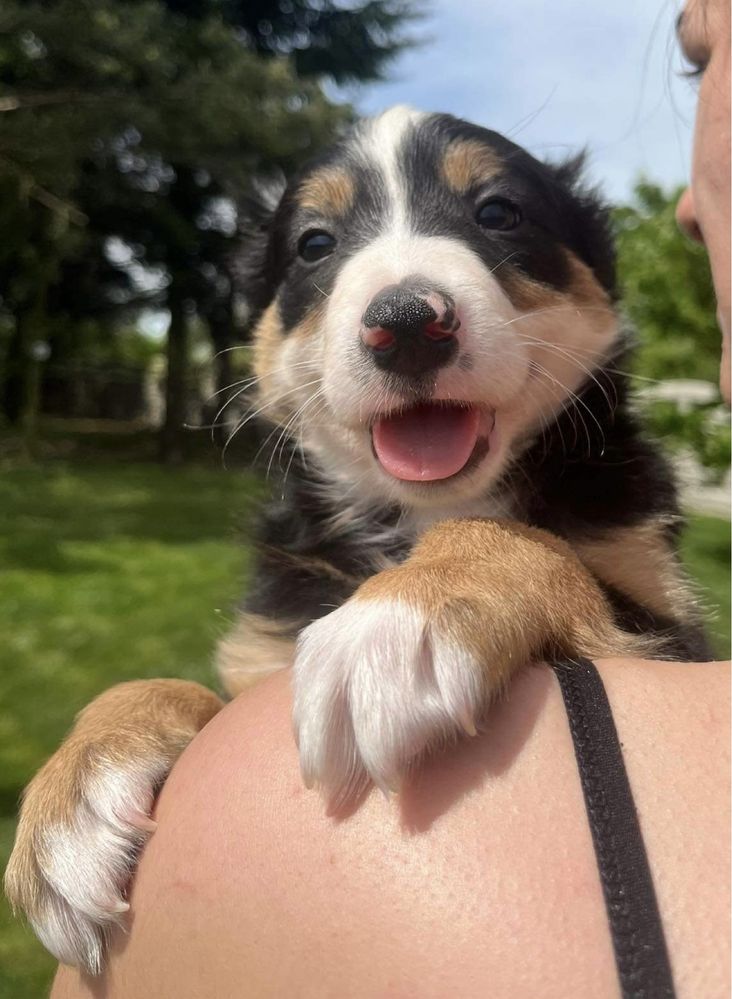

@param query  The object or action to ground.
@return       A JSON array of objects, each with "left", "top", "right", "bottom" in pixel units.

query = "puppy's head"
[{"left": 244, "top": 107, "right": 620, "bottom": 511}]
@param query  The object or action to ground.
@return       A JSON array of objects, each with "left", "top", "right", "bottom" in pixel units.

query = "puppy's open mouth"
[{"left": 371, "top": 402, "right": 494, "bottom": 482}]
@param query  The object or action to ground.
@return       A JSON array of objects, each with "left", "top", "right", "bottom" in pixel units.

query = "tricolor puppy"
[{"left": 5, "top": 107, "right": 710, "bottom": 973}]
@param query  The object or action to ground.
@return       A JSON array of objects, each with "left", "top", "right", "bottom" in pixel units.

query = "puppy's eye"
[
  {"left": 476, "top": 198, "right": 522, "bottom": 231},
  {"left": 298, "top": 230, "right": 336, "bottom": 262}
]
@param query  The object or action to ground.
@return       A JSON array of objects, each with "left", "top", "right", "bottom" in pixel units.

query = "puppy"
[{"left": 5, "top": 107, "right": 710, "bottom": 973}]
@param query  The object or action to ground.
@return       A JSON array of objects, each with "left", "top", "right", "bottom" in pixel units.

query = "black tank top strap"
[{"left": 552, "top": 657, "right": 677, "bottom": 999}]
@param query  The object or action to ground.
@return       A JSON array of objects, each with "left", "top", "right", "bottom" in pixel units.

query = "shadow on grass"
[{"left": 0, "top": 462, "right": 265, "bottom": 574}]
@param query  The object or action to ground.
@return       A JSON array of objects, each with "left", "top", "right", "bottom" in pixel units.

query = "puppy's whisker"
[
  {"left": 281, "top": 395, "right": 329, "bottom": 491},
  {"left": 495, "top": 303, "right": 617, "bottom": 331},
  {"left": 489, "top": 250, "right": 521, "bottom": 275},
  {"left": 528, "top": 361, "right": 575, "bottom": 455},
  {"left": 212, "top": 344, "right": 255, "bottom": 362},
  {"left": 210, "top": 359, "right": 322, "bottom": 405},
  {"left": 516, "top": 334, "right": 618, "bottom": 413},
  {"left": 530, "top": 360, "right": 607, "bottom": 456},
  {"left": 265, "top": 387, "right": 326, "bottom": 481},
  {"left": 210, "top": 362, "right": 322, "bottom": 438},
  {"left": 222, "top": 378, "right": 323, "bottom": 467}
]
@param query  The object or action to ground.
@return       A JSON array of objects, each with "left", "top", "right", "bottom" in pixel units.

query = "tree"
[
  {"left": 614, "top": 181, "right": 721, "bottom": 384},
  {"left": 0, "top": 0, "right": 418, "bottom": 459},
  {"left": 171, "top": 0, "right": 418, "bottom": 84},
  {"left": 614, "top": 181, "right": 729, "bottom": 479}
]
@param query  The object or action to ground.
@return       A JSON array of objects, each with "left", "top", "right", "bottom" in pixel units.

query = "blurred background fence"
[{"left": 0, "top": 1, "right": 729, "bottom": 996}]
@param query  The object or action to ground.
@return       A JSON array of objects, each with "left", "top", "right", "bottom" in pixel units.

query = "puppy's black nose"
[{"left": 361, "top": 282, "right": 459, "bottom": 377}]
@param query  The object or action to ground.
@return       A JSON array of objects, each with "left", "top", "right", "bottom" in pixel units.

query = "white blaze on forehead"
[{"left": 358, "top": 105, "right": 425, "bottom": 230}]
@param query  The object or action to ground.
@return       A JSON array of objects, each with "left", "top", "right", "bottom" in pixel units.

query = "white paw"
[
  {"left": 292, "top": 597, "right": 482, "bottom": 801},
  {"left": 5, "top": 757, "right": 167, "bottom": 974}
]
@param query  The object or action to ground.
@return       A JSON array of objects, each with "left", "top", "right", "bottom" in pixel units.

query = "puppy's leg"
[
  {"left": 294, "top": 518, "right": 653, "bottom": 800},
  {"left": 4, "top": 679, "right": 222, "bottom": 974}
]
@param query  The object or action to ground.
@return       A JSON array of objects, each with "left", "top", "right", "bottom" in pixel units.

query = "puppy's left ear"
[
  {"left": 550, "top": 152, "right": 617, "bottom": 298},
  {"left": 233, "top": 174, "right": 287, "bottom": 322}
]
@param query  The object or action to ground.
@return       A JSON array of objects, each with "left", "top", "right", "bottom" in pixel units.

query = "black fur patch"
[{"left": 243, "top": 453, "right": 406, "bottom": 632}]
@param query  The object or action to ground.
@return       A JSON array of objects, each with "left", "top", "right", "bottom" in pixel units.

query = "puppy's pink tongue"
[{"left": 373, "top": 404, "right": 480, "bottom": 481}]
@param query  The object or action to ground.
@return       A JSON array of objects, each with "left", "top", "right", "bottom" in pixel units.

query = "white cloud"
[{"left": 336, "top": 0, "right": 697, "bottom": 203}]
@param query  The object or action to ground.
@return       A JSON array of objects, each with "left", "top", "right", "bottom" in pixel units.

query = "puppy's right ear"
[{"left": 235, "top": 174, "right": 287, "bottom": 319}]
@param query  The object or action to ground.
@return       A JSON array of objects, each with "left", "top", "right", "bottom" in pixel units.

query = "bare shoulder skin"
[{"left": 52, "top": 659, "right": 730, "bottom": 999}]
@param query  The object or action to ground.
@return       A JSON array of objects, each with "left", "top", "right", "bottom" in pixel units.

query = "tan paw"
[
  {"left": 292, "top": 518, "right": 646, "bottom": 803},
  {"left": 4, "top": 750, "right": 167, "bottom": 974}
]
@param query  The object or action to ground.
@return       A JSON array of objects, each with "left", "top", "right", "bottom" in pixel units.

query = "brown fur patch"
[
  {"left": 499, "top": 249, "right": 612, "bottom": 323},
  {"left": 252, "top": 302, "right": 292, "bottom": 425},
  {"left": 297, "top": 168, "right": 355, "bottom": 217},
  {"left": 217, "top": 612, "right": 297, "bottom": 697},
  {"left": 564, "top": 251, "right": 611, "bottom": 308},
  {"left": 291, "top": 301, "right": 326, "bottom": 340},
  {"left": 253, "top": 302, "right": 286, "bottom": 383},
  {"left": 252, "top": 300, "right": 325, "bottom": 426},
  {"left": 500, "top": 270, "right": 561, "bottom": 313},
  {"left": 354, "top": 518, "right": 655, "bottom": 697},
  {"left": 574, "top": 520, "right": 701, "bottom": 625},
  {"left": 441, "top": 140, "right": 501, "bottom": 194}
]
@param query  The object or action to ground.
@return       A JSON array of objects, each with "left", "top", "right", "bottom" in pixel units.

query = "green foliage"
[
  {"left": 0, "top": 0, "right": 348, "bottom": 192},
  {"left": 644, "top": 399, "right": 731, "bottom": 482},
  {"left": 0, "top": 0, "right": 418, "bottom": 453},
  {"left": 228, "top": 0, "right": 421, "bottom": 84},
  {"left": 614, "top": 181, "right": 729, "bottom": 476},
  {"left": 614, "top": 180, "right": 721, "bottom": 384},
  {"left": 0, "top": 454, "right": 262, "bottom": 997},
  {"left": 679, "top": 515, "right": 732, "bottom": 658}
]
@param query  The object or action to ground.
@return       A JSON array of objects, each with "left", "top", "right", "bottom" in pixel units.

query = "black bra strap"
[{"left": 552, "top": 658, "right": 676, "bottom": 999}]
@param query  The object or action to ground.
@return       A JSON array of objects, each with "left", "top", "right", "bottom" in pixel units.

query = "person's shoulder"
[
  {"left": 158, "top": 656, "right": 731, "bottom": 844},
  {"left": 53, "top": 659, "right": 730, "bottom": 998},
  {"left": 200, "top": 657, "right": 731, "bottom": 794},
  {"left": 596, "top": 655, "right": 730, "bottom": 743}
]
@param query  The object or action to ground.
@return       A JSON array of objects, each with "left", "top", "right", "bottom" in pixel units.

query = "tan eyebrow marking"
[
  {"left": 441, "top": 139, "right": 502, "bottom": 194},
  {"left": 498, "top": 249, "right": 612, "bottom": 317},
  {"left": 297, "top": 169, "right": 355, "bottom": 216}
]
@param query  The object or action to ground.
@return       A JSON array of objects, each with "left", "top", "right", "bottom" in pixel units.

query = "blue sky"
[{"left": 335, "top": 0, "right": 697, "bottom": 204}]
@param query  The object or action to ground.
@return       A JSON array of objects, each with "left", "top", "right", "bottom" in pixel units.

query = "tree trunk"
[
  {"left": 1, "top": 316, "right": 27, "bottom": 424},
  {"left": 2, "top": 288, "right": 48, "bottom": 457},
  {"left": 159, "top": 280, "right": 189, "bottom": 464}
]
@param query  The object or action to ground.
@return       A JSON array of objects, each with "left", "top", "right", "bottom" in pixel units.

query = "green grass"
[
  {"left": 0, "top": 451, "right": 728, "bottom": 998},
  {"left": 0, "top": 457, "right": 259, "bottom": 999},
  {"left": 680, "top": 513, "right": 731, "bottom": 658}
]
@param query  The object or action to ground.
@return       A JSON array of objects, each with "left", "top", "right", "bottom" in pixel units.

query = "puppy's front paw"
[
  {"left": 4, "top": 749, "right": 167, "bottom": 974},
  {"left": 293, "top": 588, "right": 484, "bottom": 801},
  {"left": 292, "top": 518, "right": 644, "bottom": 802}
]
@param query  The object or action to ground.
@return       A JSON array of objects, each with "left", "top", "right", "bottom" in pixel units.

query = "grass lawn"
[
  {"left": 0, "top": 448, "right": 728, "bottom": 998},
  {"left": 680, "top": 513, "right": 731, "bottom": 658},
  {"left": 0, "top": 455, "right": 260, "bottom": 998}
]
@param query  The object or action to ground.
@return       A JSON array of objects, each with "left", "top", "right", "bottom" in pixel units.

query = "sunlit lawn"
[
  {"left": 0, "top": 455, "right": 260, "bottom": 998},
  {"left": 680, "top": 513, "right": 731, "bottom": 657},
  {"left": 0, "top": 450, "right": 728, "bottom": 998}
]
